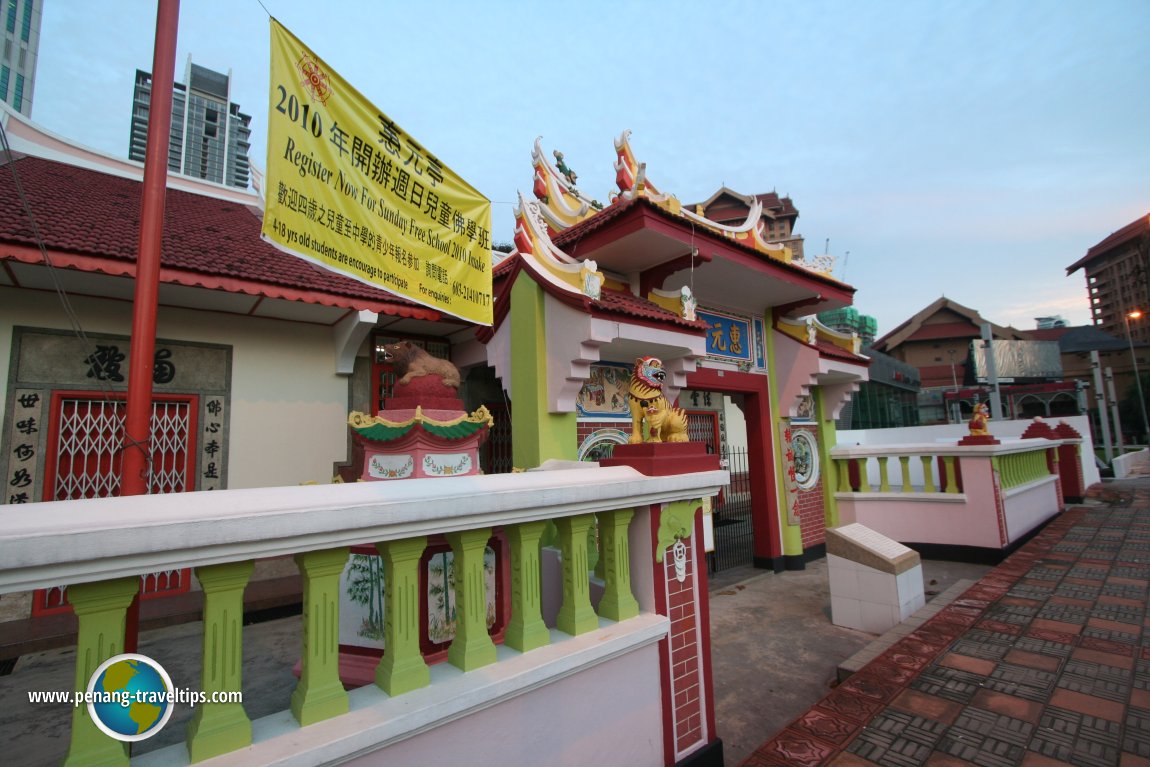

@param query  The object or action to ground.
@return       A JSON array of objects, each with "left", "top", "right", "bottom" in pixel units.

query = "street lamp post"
[
  {"left": 1123, "top": 310, "right": 1150, "bottom": 445},
  {"left": 947, "top": 349, "right": 959, "bottom": 423}
]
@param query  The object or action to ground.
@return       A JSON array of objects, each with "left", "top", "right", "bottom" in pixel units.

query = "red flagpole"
[{"left": 122, "top": 0, "right": 180, "bottom": 652}]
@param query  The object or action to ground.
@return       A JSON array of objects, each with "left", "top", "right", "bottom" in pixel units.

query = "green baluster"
[
  {"left": 899, "top": 456, "right": 912, "bottom": 492},
  {"left": 375, "top": 537, "right": 429, "bottom": 695},
  {"left": 943, "top": 456, "right": 959, "bottom": 493},
  {"left": 291, "top": 548, "right": 349, "bottom": 726},
  {"left": 556, "top": 514, "right": 598, "bottom": 636},
  {"left": 445, "top": 528, "right": 498, "bottom": 671},
  {"left": 597, "top": 509, "right": 639, "bottom": 622},
  {"left": 592, "top": 514, "right": 605, "bottom": 581},
  {"left": 920, "top": 455, "right": 937, "bottom": 493},
  {"left": 505, "top": 521, "right": 550, "bottom": 652},
  {"left": 837, "top": 459, "right": 852, "bottom": 493},
  {"left": 856, "top": 458, "right": 871, "bottom": 492},
  {"left": 63, "top": 578, "right": 139, "bottom": 767},
  {"left": 877, "top": 456, "right": 891, "bottom": 492},
  {"left": 187, "top": 561, "right": 253, "bottom": 762}
]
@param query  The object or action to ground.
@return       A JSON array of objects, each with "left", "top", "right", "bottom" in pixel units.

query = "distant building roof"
[
  {"left": 1038, "top": 324, "right": 1133, "bottom": 354},
  {"left": 1066, "top": 213, "right": 1150, "bottom": 275},
  {"left": 872, "top": 296, "right": 1024, "bottom": 352},
  {"left": 690, "top": 187, "right": 799, "bottom": 220}
]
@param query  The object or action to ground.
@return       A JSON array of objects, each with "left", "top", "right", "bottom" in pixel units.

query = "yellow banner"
[{"left": 262, "top": 19, "right": 492, "bottom": 325}]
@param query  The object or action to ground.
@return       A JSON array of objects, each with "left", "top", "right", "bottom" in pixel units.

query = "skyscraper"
[
  {"left": 129, "top": 58, "right": 252, "bottom": 189},
  {"left": 1, "top": 0, "right": 42, "bottom": 116}
]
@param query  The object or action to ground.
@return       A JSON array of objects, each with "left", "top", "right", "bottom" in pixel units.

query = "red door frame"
[
  {"left": 682, "top": 367, "right": 781, "bottom": 569},
  {"left": 35, "top": 390, "right": 197, "bottom": 615}
]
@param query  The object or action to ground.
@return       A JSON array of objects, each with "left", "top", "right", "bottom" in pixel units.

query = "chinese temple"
[{"left": 484, "top": 131, "right": 870, "bottom": 572}]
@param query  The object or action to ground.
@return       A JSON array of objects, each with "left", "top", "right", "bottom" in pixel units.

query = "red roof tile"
[
  {"left": 813, "top": 338, "right": 869, "bottom": 365},
  {"left": 592, "top": 288, "right": 709, "bottom": 331},
  {"left": 551, "top": 197, "right": 637, "bottom": 247},
  {"left": 0, "top": 155, "right": 436, "bottom": 317}
]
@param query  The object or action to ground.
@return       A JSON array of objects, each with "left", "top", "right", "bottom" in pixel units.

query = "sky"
[{"left": 28, "top": 0, "right": 1150, "bottom": 337}]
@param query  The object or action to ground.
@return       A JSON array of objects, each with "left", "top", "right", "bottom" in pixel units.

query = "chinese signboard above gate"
[
  {"left": 698, "top": 310, "right": 752, "bottom": 363},
  {"left": 263, "top": 19, "right": 493, "bottom": 325}
]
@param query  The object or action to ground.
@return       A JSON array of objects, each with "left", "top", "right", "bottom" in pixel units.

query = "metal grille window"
[
  {"left": 48, "top": 394, "right": 194, "bottom": 499},
  {"left": 34, "top": 392, "right": 197, "bottom": 614}
]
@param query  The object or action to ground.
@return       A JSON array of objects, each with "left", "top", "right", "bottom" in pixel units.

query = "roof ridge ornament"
[{"left": 531, "top": 137, "right": 602, "bottom": 232}]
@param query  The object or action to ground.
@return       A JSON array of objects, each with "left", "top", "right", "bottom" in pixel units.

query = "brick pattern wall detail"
[
  {"left": 796, "top": 425, "right": 827, "bottom": 550},
  {"left": 576, "top": 419, "right": 625, "bottom": 443},
  {"left": 661, "top": 535, "right": 707, "bottom": 759}
]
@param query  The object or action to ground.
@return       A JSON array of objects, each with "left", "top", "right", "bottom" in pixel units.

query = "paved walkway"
[{"left": 741, "top": 480, "right": 1150, "bottom": 767}]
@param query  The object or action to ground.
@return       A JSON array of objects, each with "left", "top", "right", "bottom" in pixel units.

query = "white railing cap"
[
  {"left": 0, "top": 466, "right": 727, "bottom": 593},
  {"left": 829, "top": 438, "right": 1061, "bottom": 459}
]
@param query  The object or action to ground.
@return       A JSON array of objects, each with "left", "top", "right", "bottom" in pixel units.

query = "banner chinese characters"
[{"left": 263, "top": 19, "right": 492, "bottom": 324}]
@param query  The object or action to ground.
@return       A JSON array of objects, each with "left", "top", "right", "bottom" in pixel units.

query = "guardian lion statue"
[
  {"left": 381, "top": 341, "right": 461, "bottom": 389},
  {"left": 628, "top": 356, "right": 689, "bottom": 444}
]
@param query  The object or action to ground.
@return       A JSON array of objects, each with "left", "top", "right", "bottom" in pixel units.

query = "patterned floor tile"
[
  {"left": 1125, "top": 707, "right": 1150, "bottom": 758},
  {"left": 1002, "top": 649, "right": 1063, "bottom": 672},
  {"left": 792, "top": 706, "right": 864, "bottom": 747},
  {"left": 984, "top": 662, "right": 1057, "bottom": 702},
  {"left": 1134, "top": 659, "right": 1150, "bottom": 691},
  {"left": 840, "top": 671, "right": 906, "bottom": 703},
  {"left": 1028, "top": 706, "right": 1120, "bottom": 767},
  {"left": 936, "top": 707, "right": 1033, "bottom": 767},
  {"left": 950, "top": 637, "right": 1012, "bottom": 662},
  {"left": 754, "top": 727, "right": 837, "bottom": 767},
  {"left": 970, "top": 689, "right": 1045, "bottom": 724},
  {"left": 1036, "top": 602, "right": 1091, "bottom": 625},
  {"left": 846, "top": 709, "right": 947, "bottom": 767},
  {"left": 1056, "top": 658, "right": 1131, "bottom": 702},
  {"left": 821, "top": 685, "right": 889, "bottom": 724},
  {"left": 910, "top": 664, "right": 987, "bottom": 704},
  {"left": 1021, "top": 627, "right": 1078, "bottom": 646},
  {"left": 1049, "top": 688, "right": 1125, "bottom": 722},
  {"left": 1079, "top": 635, "right": 1137, "bottom": 655}
]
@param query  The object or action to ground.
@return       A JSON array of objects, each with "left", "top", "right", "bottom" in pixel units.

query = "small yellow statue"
[
  {"left": 968, "top": 401, "right": 991, "bottom": 436},
  {"left": 628, "top": 356, "right": 689, "bottom": 444}
]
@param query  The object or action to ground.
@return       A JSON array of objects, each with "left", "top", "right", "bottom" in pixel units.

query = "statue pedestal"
[
  {"left": 329, "top": 377, "right": 495, "bottom": 685},
  {"left": 600, "top": 442, "right": 720, "bottom": 476},
  {"left": 958, "top": 434, "right": 1000, "bottom": 446},
  {"left": 348, "top": 378, "right": 491, "bottom": 481}
]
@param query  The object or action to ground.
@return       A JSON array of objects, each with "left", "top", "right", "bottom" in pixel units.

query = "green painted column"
[
  {"left": 505, "top": 521, "right": 550, "bottom": 652},
  {"left": 593, "top": 515, "right": 605, "bottom": 581},
  {"left": 556, "top": 514, "right": 599, "bottom": 635},
  {"left": 291, "top": 547, "right": 349, "bottom": 726},
  {"left": 877, "top": 456, "right": 892, "bottom": 492},
  {"left": 920, "top": 455, "right": 937, "bottom": 493},
  {"left": 187, "top": 560, "right": 253, "bottom": 762},
  {"left": 856, "top": 458, "right": 872, "bottom": 492},
  {"left": 837, "top": 459, "right": 852, "bottom": 493},
  {"left": 445, "top": 528, "right": 498, "bottom": 671},
  {"left": 375, "top": 537, "right": 429, "bottom": 695},
  {"left": 943, "top": 456, "right": 959, "bottom": 493},
  {"left": 597, "top": 508, "right": 639, "bottom": 621},
  {"left": 63, "top": 577, "right": 139, "bottom": 767},
  {"left": 815, "top": 388, "right": 841, "bottom": 529},
  {"left": 510, "top": 276, "right": 576, "bottom": 468},
  {"left": 899, "top": 456, "right": 913, "bottom": 492}
]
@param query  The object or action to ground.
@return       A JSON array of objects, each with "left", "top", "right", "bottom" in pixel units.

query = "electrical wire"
[{"left": 0, "top": 117, "right": 154, "bottom": 484}]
